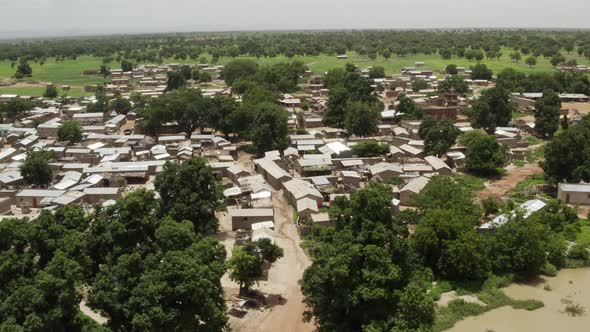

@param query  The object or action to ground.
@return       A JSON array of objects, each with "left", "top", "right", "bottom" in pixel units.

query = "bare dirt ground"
[
  {"left": 563, "top": 102, "right": 590, "bottom": 115},
  {"left": 220, "top": 152, "right": 316, "bottom": 332},
  {"left": 477, "top": 162, "right": 543, "bottom": 201},
  {"left": 79, "top": 299, "right": 108, "bottom": 325},
  {"left": 436, "top": 291, "right": 486, "bottom": 307}
]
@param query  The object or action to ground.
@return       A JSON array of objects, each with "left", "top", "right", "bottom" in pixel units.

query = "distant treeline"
[{"left": 1, "top": 30, "right": 590, "bottom": 63}]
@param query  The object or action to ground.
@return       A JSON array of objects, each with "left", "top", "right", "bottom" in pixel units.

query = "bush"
[
  {"left": 351, "top": 140, "right": 389, "bottom": 157},
  {"left": 540, "top": 262, "right": 558, "bottom": 277}
]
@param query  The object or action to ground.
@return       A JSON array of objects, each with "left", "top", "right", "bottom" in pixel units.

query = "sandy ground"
[
  {"left": 219, "top": 152, "right": 316, "bottom": 332},
  {"left": 79, "top": 299, "right": 108, "bottom": 325},
  {"left": 436, "top": 291, "right": 486, "bottom": 307},
  {"left": 477, "top": 162, "right": 543, "bottom": 201}
]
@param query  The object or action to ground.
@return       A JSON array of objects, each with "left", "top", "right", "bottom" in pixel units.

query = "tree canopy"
[
  {"left": 57, "top": 120, "right": 82, "bottom": 144},
  {"left": 469, "top": 86, "right": 514, "bottom": 133},
  {"left": 20, "top": 150, "right": 55, "bottom": 188},
  {"left": 155, "top": 158, "right": 222, "bottom": 234}
]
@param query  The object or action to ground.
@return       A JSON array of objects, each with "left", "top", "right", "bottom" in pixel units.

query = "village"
[{"left": 1, "top": 54, "right": 590, "bottom": 331}]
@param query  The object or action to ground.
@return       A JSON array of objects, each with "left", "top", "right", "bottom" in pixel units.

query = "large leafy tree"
[
  {"left": 469, "top": 86, "right": 514, "bottom": 134},
  {"left": 250, "top": 102, "right": 289, "bottom": 155},
  {"left": 490, "top": 216, "right": 550, "bottom": 277},
  {"left": 228, "top": 238, "right": 283, "bottom": 295},
  {"left": 534, "top": 89, "right": 561, "bottom": 138},
  {"left": 344, "top": 101, "right": 381, "bottom": 137},
  {"left": 221, "top": 59, "right": 259, "bottom": 85},
  {"left": 208, "top": 95, "right": 239, "bottom": 137},
  {"left": 166, "top": 71, "right": 187, "bottom": 91},
  {"left": 57, "top": 120, "right": 82, "bottom": 144},
  {"left": 437, "top": 75, "right": 469, "bottom": 94},
  {"left": 301, "top": 183, "right": 434, "bottom": 331},
  {"left": 419, "top": 116, "right": 461, "bottom": 156},
  {"left": 143, "top": 89, "right": 212, "bottom": 138},
  {"left": 155, "top": 158, "right": 222, "bottom": 234},
  {"left": 544, "top": 116, "right": 590, "bottom": 182},
  {"left": 20, "top": 150, "right": 55, "bottom": 188},
  {"left": 0, "top": 208, "right": 103, "bottom": 331},
  {"left": 87, "top": 189, "right": 228, "bottom": 331},
  {"left": 396, "top": 93, "right": 423, "bottom": 119},
  {"left": 0, "top": 97, "right": 33, "bottom": 121},
  {"left": 459, "top": 131, "right": 506, "bottom": 175}
]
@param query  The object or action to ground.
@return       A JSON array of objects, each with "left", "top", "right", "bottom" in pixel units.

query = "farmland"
[{"left": 1, "top": 47, "right": 589, "bottom": 97}]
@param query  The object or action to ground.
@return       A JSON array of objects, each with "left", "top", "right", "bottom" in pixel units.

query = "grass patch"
[
  {"left": 508, "top": 173, "right": 547, "bottom": 203},
  {"left": 453, "top": 173, "right": 487, "bottom": 192},
  {"left": 434, "top": 275, "right": 543, "bottom": 332},
  {"left": 514, "top": 160, "right": 526, "bottom": 167},
  {"left": 576, "top": 219, "right": 590, "bottom": 243}
]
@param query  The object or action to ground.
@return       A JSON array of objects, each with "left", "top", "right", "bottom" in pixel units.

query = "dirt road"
[
  {"left": 223, "top": 152, "right": 316, "bottom": 332},
  {"left": 477, "top": 162, "right": 543, "bottom": 201}
]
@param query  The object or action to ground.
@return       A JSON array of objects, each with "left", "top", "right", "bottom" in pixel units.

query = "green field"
[{"left": 1, "top": 47, "right": 589, "bottom": 97}]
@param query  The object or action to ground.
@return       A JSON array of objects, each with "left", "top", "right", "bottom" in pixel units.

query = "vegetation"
[
  {"left": 534, "top": 89, "right": 561, "bottom": 138},
  {"left": 419, "top": 116, "right": 461, "bottom": 157},
  {"left": 20, "top": 150, "right": 55, "bottom": 188},
  {"left": 351, "top": 140, "right": 390, "bottom": 157},
  {"left": 459, "top": 131, "right": 506, "bottom": 176},
  {"left": 469, "top": 86, "right": 514, "bottom": 133},
  {"left": 154, "top": 158, "right": 222, "bottom": 234},
  {"left": 57, "top": 120, "right": 82, "bottom": 144},
  {"left": 228, "top": 239, "right": 283, "bottom": 295},
  {"left": 544, "top": 115, "right": 590, "bottom": 183}
]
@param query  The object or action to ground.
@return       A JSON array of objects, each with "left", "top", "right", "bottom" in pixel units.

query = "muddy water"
[{"left": 447, "top": 268, "right": 590, "bottom": 332}]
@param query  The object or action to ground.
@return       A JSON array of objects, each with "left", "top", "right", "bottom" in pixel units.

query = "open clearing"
[{"left": 477, "top": 162, "right": 544, "bottom": 201}]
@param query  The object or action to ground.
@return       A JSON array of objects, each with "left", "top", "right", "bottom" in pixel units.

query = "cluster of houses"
[{"left": 2, "top": 59, "right": 590, "bottom": 236}]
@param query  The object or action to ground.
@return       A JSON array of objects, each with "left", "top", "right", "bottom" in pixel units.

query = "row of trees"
[{"left": 3, "top": 30, "right": 590, "bottom": 64}]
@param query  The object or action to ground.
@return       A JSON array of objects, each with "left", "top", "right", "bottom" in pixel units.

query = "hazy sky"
[{"left": 1, "top": 0, "right": 590, "bottom": 38}]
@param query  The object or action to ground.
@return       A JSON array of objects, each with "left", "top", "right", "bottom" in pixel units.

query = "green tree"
[
  {"left": 198, "top": 71, "right": 212, "bottom": 85},
  {"left": 99, "top": 64, "right": 110, "bottom": 78},
  {"left": 368, "top": 66, "right": 386, "bottom": 79},
  {"left": 120, "top": 59, "right": 133, "bottom": 72},
  {"left": 20, "top": 150, "right": 55, "bottom": 188},
  {"left": 57, "top": 120, "right": 82, "bottom": 144},
  {"left": 543, "top": 116, "right": 590, "bottom": 182},
  {"left": 396, "top": 93, "right": 423, "bottom": 119},
  {"left": 0, "top": 98, "right": 33, "bottom": 121},
  {"left": 351, "top": 140, "right": 390, "bottom": 157},
  {"left": 155, "top": 158, "right": 222, "bottom": 234},
  {"left": 301, "top": 183, "right": 434, "bottom": 331},
  {"left": 438, "top": 75, "right": 469, "bottom": 94},
  {"left": 43, "top": 85, "right": 58, "bottom": 98},
  {"left": 470, "top": 63, "right": 493, "bottom": 80},
  {"left": 445, "top": 64, "right": 458, "bottom": 75},
  {"left": 491, "top": 216, "right": 549, "bottom": 276},
  {"left": 228, "top": 238, "right": 283, "bottom": 295},
  {"left": 469, "top": 86, "right": 514, "bottom": 133},
  {"left": 534, "top": 89, "right": 561, "bottom": 138},
  {"left": 412, "top": 79, "right": 429, "bottom": 92},
  {"left": 208, "top": 95, "right": 239, "bottom": 137},
  {"left": 525, "top": 56, "right": 537, "bottom": 67},
  {"left": 221, "top": 59, "right": 259, "bottom": 85},
  {"left": 419, "top": 116, "right": 461, "bottom": 157},
  {"left": 510, "top": 51, "right": 522, "bottom": 62},
  {"left": 166, "top": 71, "right": 187, "bottom": 91},
  {"left": 344, "top": 101, "right": 381, "bottom": 137},
  {"left": 460, "top": 131, "right": 506, "bottom": 175},
  {"left": 110, "top": 96, "right": 132, "bottom": 114},
  {"left": 15, "top": 59, "right": 32, "bottom": 78},
  {"left": 250, "top": 102, "right": 289, "bottom": 155}
]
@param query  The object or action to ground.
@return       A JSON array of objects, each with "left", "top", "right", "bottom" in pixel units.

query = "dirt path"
[
  {"left": 225, "top": 191, "right": 315, "bottom": 332},
  {"left": 477, "top": 162, "right": 543, "bottom": 201},
  {"left": 224, "top": 152, "right": 315, "bottom": 332}
]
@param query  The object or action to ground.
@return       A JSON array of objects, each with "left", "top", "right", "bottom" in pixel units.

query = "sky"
[{"left": 1, "top": 0, "right": 590, "bottom": 39}]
